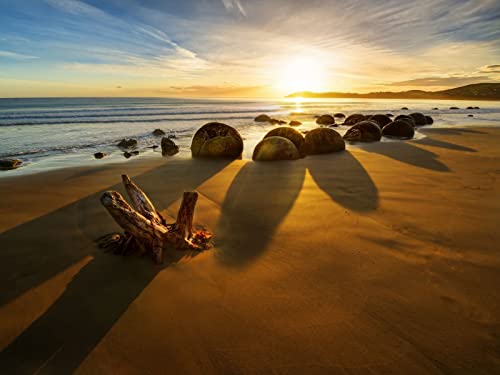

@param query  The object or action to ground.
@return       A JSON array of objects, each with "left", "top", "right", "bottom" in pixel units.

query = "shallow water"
[{"left": 1, "top": 97, "right": 499, "bottom": 176}]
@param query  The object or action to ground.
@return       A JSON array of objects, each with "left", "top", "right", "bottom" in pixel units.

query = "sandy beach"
[{"left": 0, "top": 127, "right": 499, "bottom": 374}]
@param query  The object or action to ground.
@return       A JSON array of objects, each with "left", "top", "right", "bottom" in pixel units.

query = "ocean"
[{"left": 1, "top": 97, "right": 499, "bottom": 175}]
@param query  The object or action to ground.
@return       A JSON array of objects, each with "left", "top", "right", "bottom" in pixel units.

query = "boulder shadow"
[
  {"left": 414, "top": 138, "right": 476, "bottom": 152},
  {"left": 216, "top": 161, "right": 305, "bottom": 266},
  {"left": 358, "top": 142, "right": 450, "bottom": 172},
  {"left": 307, "top": 151, "right": 379, "bottom": 212}
]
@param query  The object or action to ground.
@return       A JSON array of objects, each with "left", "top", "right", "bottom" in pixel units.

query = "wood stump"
[{"left": 98, "top": 174, "right": 211, "bottom": 264}]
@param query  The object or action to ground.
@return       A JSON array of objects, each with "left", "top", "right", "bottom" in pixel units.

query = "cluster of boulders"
[{"left": 254, "top": 114, "right": 287, "bottom": 125}]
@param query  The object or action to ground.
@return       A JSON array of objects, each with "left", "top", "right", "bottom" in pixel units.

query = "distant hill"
[{"left": 287, "top": 83, "right": 500, "bottom": 101}]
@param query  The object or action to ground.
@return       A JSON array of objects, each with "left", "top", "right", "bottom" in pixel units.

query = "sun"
[{"left": 276, "top": 57, "right": 328, "bottom": 93}]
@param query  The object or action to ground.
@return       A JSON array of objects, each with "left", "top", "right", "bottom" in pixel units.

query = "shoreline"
[{"left": 1, "top": 126, "right": 499, "bottom": 373}]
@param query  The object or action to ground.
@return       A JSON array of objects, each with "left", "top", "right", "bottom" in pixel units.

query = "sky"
[{"left": 0, "top": 0, "right": 499, "bottom": 98}]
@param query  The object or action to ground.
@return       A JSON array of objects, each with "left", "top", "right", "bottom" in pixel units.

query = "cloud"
[
  {"left": 479, "top": 64, "right": 500, "bottom": 73},
  {"left": 0, "top": 50, "right": 39, "bottom": 59},
  {"left": 43, "top": 0, "right": 107, "bottom": 17},
  {"left": 221, "top": 0, "right": 246, "bottom": 17}
]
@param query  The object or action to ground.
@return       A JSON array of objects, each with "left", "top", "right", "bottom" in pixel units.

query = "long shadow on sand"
[
  {"left": 0, "top": 159, "right": 230, "bottom": 373},
  {"left": 216, "top": 161, "right": 305, "bottom": 266},
  {"left": 414, "top": 137, "right": 477, "bottom": 153},
  {"left": 356, "top": 141, "right": 451, "bottom": 172},
  {"left": 216, "top": 151, "right": 379, "bottom": 266}
]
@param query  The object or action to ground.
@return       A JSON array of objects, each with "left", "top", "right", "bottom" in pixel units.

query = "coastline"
[{"left": 1, "top": 126, "right": 499, "bottom": 373}]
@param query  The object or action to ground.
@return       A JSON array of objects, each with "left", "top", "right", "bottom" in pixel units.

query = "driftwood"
[{"left": 98, "top": 174, "right": 211, "bottom": 264}]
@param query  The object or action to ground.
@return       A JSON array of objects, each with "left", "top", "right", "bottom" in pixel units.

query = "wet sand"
[{"left": 0, "top": 127, "right": 499, "bottom": 374}]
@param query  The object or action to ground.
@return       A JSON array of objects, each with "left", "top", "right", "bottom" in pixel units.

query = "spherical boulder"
[
  {"left": 334, "top": 113, "right": 346, "bottom": 118},
  {"left": 191, "top": 122, "right": 243, "bottom": 159},
  {"left": 409, "top": 112, "right": 427, "bottom": 126},
  {"left": 264, "top": 127, "right": 305, "bottom": 156},
  {"left": 343, "top": 121, "right": 382, "bottom": 142},
  {"left": 94, "top": 152, "right": 106, "bottom": 159},
  {"left": 254, "top": 114, "right": 271, "bottom": 122},
  {"left": 118, "top": 138, "right": 137, "bottom": 148},
  {"left": 289, "top": 120, "right": 302, "bottom": 126},
  {"left": 382, "top": 120, "right": 415, "bottom": 139},
  {"left": 425, "top": 115, "right": 434, "bottom": 125},
  {"left": 370, "top": 114, "right": 392, "bottom": 128},
  {"left": 0, "top": 158, "right": 22, "bottom": 170},
  {"left": 316, "top": 114, "right": 335, "bottom": 125},
  {"left": 303, "top": 128, "right": 345, "bottom": 155},
  {"left": 395, "top": 114, "right": 416, "bottom": 127},
  {"left": 343, "top": 114, "right": 365, "bottom": 125},
  {"left": 252, "top": 136, "right": 300, "bottom": 161},
  {"left": 401, "top": 107, "right": 409, "bottom": 110},
  {"left": 152, "top": 129, "right": 165, "bottom": 136},
  {"left": 161, "top": 137, "right": 179, "bottom": 156}
]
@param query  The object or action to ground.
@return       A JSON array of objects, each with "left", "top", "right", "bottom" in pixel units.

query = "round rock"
[
  {"left": 382, "top": 120, "right": 415, "bottom": 139},
  {"left": 343, "top": 114, "right": 365, "bottom": 126},
  {"left": 264, "top": 127, "right": 305, "bottom": 156},
  {"left": 316, "top": 114, "right": 335, "bottom": 125},
  {"left": 370, "top": 114, "right": 392, "bottom": 128},
  {"left": 191, "top": 122, "right": 243, "bottom": 159},
  {"left": 409, "top": 112, "right": 427, "bottom": 126},
  {"left": 343, "top": 121, "right": 382, "bottom": 142},
  {"left": 252, "top": 136, "right": 300, "bottom": 161},
  {"left": 254, "top": 114, "right": 271, "bottom": 122},
  {"left": 303, "top": 128, "right": 345, "bottom": 155},
  {"left": 161, "top": 137, "right": 179, "bottom": 156}
]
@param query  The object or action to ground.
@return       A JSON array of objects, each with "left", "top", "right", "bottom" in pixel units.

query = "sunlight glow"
[{"left": 276, "top": 57, "right": 328, "bottom": 93}]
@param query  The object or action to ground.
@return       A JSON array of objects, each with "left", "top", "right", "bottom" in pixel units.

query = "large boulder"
[
  {"left": 370, "top": 114, "right": 392, "bottom": 128},
  {"left": 343, "top": 121, "right": 382, "bottom": 142},
  {"left": 409, "top": 112, "right": 427, "bottom": 126},
  {"left": 254, "top": 114, "right": 271, "bottom": 122},
  {"left": 264, "top": 127, "right": 305, "bottom": 157},
  {"left": 303, "top": 128, "right": 345, "bottom": 155},
  {"left": 316, "top": 114, "right": 335, "bottom": 125},
  {"left": 0, "top": 158, "right": 22, "bottom": 170},
  {"left": 117, "top": 138, "right": 138, "bottom": 148},
  {"left": 152, "top": 129, "right": 165, "bottom": 136},
  {"left": 191, "top": 122, "right": 243, "bottom": 159},
  {"left": 161, "top": 137, "right": 179, "bottom": 156},
  {"left": 343, "top": 114, "right": 365, "bottom": 126},
  {"left": 252, "top": 136, "right": 300, "bottom": 161},
  {"left": 382, "top": 120, "right": 415, "bottom": 139},
  {"left": 425, "top": 115, "right": 434, "bottom": 125},
  {"left": 395, "top": 115, "right": 416, "bottom": 127}
]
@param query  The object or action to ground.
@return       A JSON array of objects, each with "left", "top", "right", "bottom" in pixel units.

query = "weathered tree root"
[{"left": 97, "top": 174, "right": 211, "bottom": 264}]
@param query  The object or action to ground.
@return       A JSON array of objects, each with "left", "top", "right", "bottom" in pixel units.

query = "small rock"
[
  {"left": 432, "top": 107, "right": 439, "bottom": 110},
  {"left": 254, "top": 114, "right": 271, "bottom": 122},
  {"left": 401, "top": 107, "right": 409, "bottom": 110},
  {"left": 94, "top": 152, "right": 106, "bottom": 159},
  {"left": 468, "top": 114, "right": 474, "bottom": 117},
  {"left": 118, "top": 138, "right": 138, "bottom": 148},
  {"left": 161, "top": 137, "right": 179, "bottom": 156},
  {"left": 449, "top": 107, "right": 459, "bottom": 110},
  {"left": 334, "top": 113, "right": 346, "bottom": 118},
  {"left": 316, "top": 114, "right": 335, "bottom": 126},
  {"left": 289, "top": 120, "right": 302, "bottom": 126},
  {"left": 124, "top": 152, "right": 132, "bottom": 158},
  {"left": 0, "top": 158, "right": 22, "bottom": 170},
  {"left": 474, "top": 106, "right": 480, "bottom": 109},
  {"left": 152, "top": 129, "right": 165, "bottom": 136}
]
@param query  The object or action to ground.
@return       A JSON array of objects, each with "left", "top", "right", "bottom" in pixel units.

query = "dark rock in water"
[
  {"left": 432, "top": 107, "right": 439, "bottom": 110},
  {"left": 191, "top": 122, "right": 243, "bottom": 159},
  {"left": 401, "top": 107, "right": 409, "bottom": 110},
  {"left": 370, "top": 114, "right": 392, "bottom": 127},
  {"left": 161, "top": 137, "right": 179, "bottom": 156},
  {"left": 468, "top": 114, "right": 474, "bottom": 117},
  {"left": 0, "top": 158, "right": 22, "bottom": 170},
  {"left": 152, "top": 129, "right": 165, "bottom": 136},
  {"left": 409, "top": 112, "right": 427, "bottom": 126},
  {"left": 395, "top": 114, "right": 416, "bottom": 127},
  {"left": 344, "top": 121, "right": 382, "bottom": 142},
  {"left": 118, "top": 138, "right": 137, "bottom": 148},
  {"left": 269, "top": 118, "right": 280, "bottom": 125},
  {"left": 255, "top": 114, "right": 271, "bottom": 122},
  {"left": 425, "top": 115, "right": 434, "bottom": 125},
  {"left": 168, "top": 134, "right": 177, "bottom": 139},
  {"left": 474, "top": 106, "right": 480, "bottom": 109},
  {"left": 382, "top": 120, "right": 415, "bottom": 139},
  {"left": 343, "top": 113, "right": 365, "bottom": 126},
  {"left": 131, "top": 151, "right": 139, "bottom": 155},
  {"left": 124, "top": 152, "right": 132, "bottom": 158},
  {"left": 264, "top": 127, "right": 305, "bottom": 157},
  {"left": 334, "top": 113, "right": 345, "bottom": 118},
  {"left": 94, "top": 152, "right": 106, "bottom": 159},
  {"left": 466, "top": 106, "right": 474, "bottom": 110},
  {"left": 303, "top": 128, "right": 345, "bottom": 155},
  {"left": 386, "top": 113, "right": 394, "bottom": 117},
  {"left": 289, "top": 120, "right": 302, "bottom": 126},
  {"left": 449, "top": 107, "right": 459, "bottom": 110},
  {"left": 253, "top": 136, "right": 300, "bottom": 161},
  {"left": 278, "top": 120, "right": 287, "bottom": 124},
  {"left": 149, "top": 145, "right": 159, "bottom": 149},
  {"left": 316, "top": 114, "right": 335, "bottom": 125}
]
